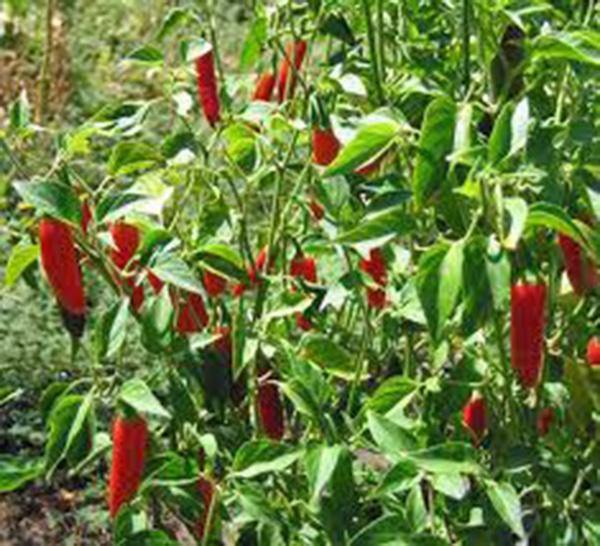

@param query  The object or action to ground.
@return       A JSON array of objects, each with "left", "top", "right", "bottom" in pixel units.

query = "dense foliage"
[{"left": 1, "top": 0, "right": 599, "bottom": 545}]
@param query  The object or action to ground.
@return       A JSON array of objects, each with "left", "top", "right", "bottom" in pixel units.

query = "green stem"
[
  {"left": 361, "top": 0, "right": 385, "bottom": 104},
  {"left": 461, "top": 0, "right": 471, "bottom": 93},
  {"left": 376, "top": 0, "right": 386, "bottom": 85}
]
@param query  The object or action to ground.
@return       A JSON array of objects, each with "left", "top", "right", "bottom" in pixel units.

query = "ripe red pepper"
[
  {"left": 366, "top": 287, "right": 386, "bottom": 310},
  {"left": 290, "top": 253, "right": 318, "bottom": 283},
  {"left": 108, "top": 415, "right": 148, "bottom": 518},
  {"left": 277, "top": 40, "right": 307, "bottom": 103},
  {"left": 587, "top": 337, "right": 600, "bottom": 367},
  {"left": 176, "top": 292, "right": 209, "bottom": 333},
  {"left": 257, "top": 368, "right": 285, "bottom": 441},
  {"left": 196, "top": 476, "right": 215, "bottom": 541},
  {"left": 253, "top": 71, "right": 276, "bottom": 102},
  {"left": 360, "top": 248, "right": 387, "bottom": 286},
  {"left": 537, "top": 407, "right": 554, "bottom": 437},
  {"left": 110, "top": 222, "right": 145, "bottom": 311},
  {"left": 312, "top": 127, "right": 341, "bottom": 167},
  {"left": 195, "top": 46, "right": 220, "bottom": 127},
  {"left": 233, "top": 246, "right": 272, "bottom": 296},
  {"left": 39, "top": 218, "right": 86, "bottom": 337},
  {"left": 462, "top": 394, "right": 487, "bottom": 446},
  {"left": 203, "top": 269, "right": 227, "bottom": 298},
  {"left": 295, "top": 313, "right": 312, "bottom": 331},
  {"left": 511, "top": 282, "right": 546, "bottom": 389},
  {"left": 558, "top": 234, "right": 598, "bottom": 295},
  {"left": 309, "top": 199, "right": 325, "bottom": 221},
  {"left": 147, "top": 271, "right": 164, "bottom": 294}
]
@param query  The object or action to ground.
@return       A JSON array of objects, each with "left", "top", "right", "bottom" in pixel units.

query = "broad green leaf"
[
  {"left": 62, "top": 391, "right": 95, "bottom": 469},
  {"left": 240, "top": 11, "right": 267, "bottom": 69},
  {"left": 324, "top": 118, "right": 401, "bottom": 177},
  {"left": 108, "top": 141, "right": 162, "bottom": 176},
  {"left": 119, "top": 378, "right": 170, "bottom": 419},
  {"left": 336, "top": 206, "right": 415, "bottom": 244},
  {"left": 503, "top": 197, "right": 528, "bottom": 249},
  {"left": 367, "top": 376, "right": 418, "bottom": 414},
  {"left": 429, "top": 473, "right": 470, "bottom": 500},
  {"left": 484, "top": 480, "right": 525, "bottom": 538},
  {"left": 0, "top": 456, "right": 43, "bottom": 492},
  {"left": 320, "top": 13, "right": 356, "bottom": 45},
  {"left": 305, "top": 445, "right": 346, "bottom": 505},
  {"left": 377, "top": 459, "right": 420, "bottom": 496},
  {"left": 151, "top": 254, "right": 205, "bottom": 294},
  {"left": 14, "top": 181, "right": 81, "bottom": 224},
  {"left": 301, "top": 334, "right": 355, "bottom": 380},
  {"left": 196, "top": 243, "right": 246, "bottom": 281},
  {"left": 486, "top": 241, "right": 511, "bottom": 311},
  {"left": 157, "top": 7, "right": 190, "bottom": 40},
  {"left": 452, "top": 103, "right": 472, "bottom": 154},
  {"left": 532, "top": 30, "right": 600, "bottom": 67},
  {"left": 406, "top": 484, "right": 428, "bottom": 532},
  {"left": 236, "top": 483, "right": 280, "bottom": 524},
  {"left": 232, "top": 441, "right": 301, "bottom": 478},
  {"left": 5, "top": 243, "right": 39, "bottom": 287},
  {"left": 413, "top": 96, "right": 457, "bottom": 208},
  {"left": 488, "top": 102, "right": 512, "bottom": 165},
  {"left": 141, "top": 288, "right": 174, "bottom": 354},
  {"left": 416, "top": 244, "right": 449, "bottom": 341},
  {"left": 94, "top": 299, "right": 130, "bottom": 360},
  {"left": 350, "top": 516, "right": 447, "bottom": 546},
  {"left": 367, "top": 411, "right": 419, "bottom": 458},
  {"left": 94, "top": 192, "right": 150, "bottom": 224},
  {"left": 437, "top": 240, "right": 464, "bottom": 335},
  {"left": 407, "top": 443, "right": 482, "bottom": 475},
  {"left": 526, "top": 202, "right": 587, "bottom": 248}
]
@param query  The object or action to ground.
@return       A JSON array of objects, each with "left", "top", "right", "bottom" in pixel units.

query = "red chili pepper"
[
  {"left": 462, "top": 394, "right": 487, "bottom": 446},
  {"left": 234, "top": 247, "right": 272, "bottom": 295},
  {"left": 203, "top": 270, "right": 227, "bottom": 297},
  {"left": 277, "top": 40, "right": 307, "bottom": 103},
  {"left": 558, "top": 234, "right": 598, "bottom": 295},
  {"left": 39, "top": 218, "right": 86, "bottom": 337},
  {"left": 147, "top": 271, "right": 164, "bottom": 294},
  {"left": 176, "top": 292, "right": 209, "bottom": 333},
  {"left": 253, "top": 71, "right": 276, "bottom": 102},
  {"left": 537, "top": 407, "right": 554, "bottom": 437},
  {"left": 309, "top": 199, "right": 325, "bottom": 221},
  {"left": 312, "top": 127, "right": 341, "bottom": 167},
  {"left": 110, "top": 222, "right": 145, "bottom": 311},
  {"left": 295, "top": 313, "right": 312, "bottom": 331},
  {"left": 360, "top": 248, "right": 387, "bottom": 286},
  {"left": 290, "top": 254, "right": 318, "bottom": 283},
  {"left": 257, "top": 368, "right": 285, "bottom": 441},
  {"left": 196, "top": 476, "right": 215, "bottom": 541},
  {"left": 366, "top": 287, "right": 387, "bottom": 310},
  {"left": 195, "top": 46, "right": 220, "bottom": 127},
  {"left": 108, "top": 415, "right": 148, "bottom": 519},
  {"left": 355, "top": 155, "right": 382, "bottom": 177},
  {"left": 587, "top": 337, "right": 600, "bottom": 367},
  {"left": 511, "top": 282, "right": 546, "bottom": 389}
]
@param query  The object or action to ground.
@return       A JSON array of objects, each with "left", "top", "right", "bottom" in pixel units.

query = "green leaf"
[
  {"left": 94, "top": 192, "right": 149, "bottom": 224},
  {"left": 196, "top": 243, "right": 246, "bottom": 281},
  {"left": 336, "top": 206, "right": 415, "bottom": 244},
  {"left": 232, "top": 441, "right": 301, "bottom": 479},
  {"left": 305, "top": 444, "right": 345, "bottom": 505},
  {"left": 157, "top": 7, "right": 190, "bottom": 40},
  {"left": 125, "top": 45, "right": 163, "bottom": 65},
  {"left": 301, "top": 334, "right": 355, "bottom": 380},
  {"left": 0, "top": 456, "right": 43, "bottom": 493},
  {"left": 141, "top": 288, "right": 174, "bottom": 354},
  {"left": 108, "top": 141, "right": 162, "bottom": 176},
  {"left": 151, "top": 254, "right": 205, "bottom": 294},
  {"left": 240, "top": 11, "right": 267, "bottom": 69},
  {"left": 324, "top": 118, "right": 401, "bottom": 177},
  {"left": 437, "top": 240, "right": 464, "bottom": 335},
  {"left": 526, "top": 202, "right": 587, "bottom": 248},
  {"left": 488, "top": 102, "right": 512, "bottom": 165},
  {"left": 119, "top": 378, "right": 170, "bottom": 419},
  {"left": 503, "top": 197, "right": 528, "bottom": 250},
  {"left": 407, "top": 443, "right": 482, "bottom": 475},
  {"left": 350, "top": 516, "right": 450, "bottom": 546},
  {"left": 94, "top": 299, "right": 130, "bottom": 361},
  {"left": 377, "top": 459, "right": 420, "bottom": 496},
  {"left": 532, "top": 30, "right": 600, "bottom": 67},
  {"left": 367, "top": 376, "right": 418, "bottom": 414},
  {"left": 122, "top": 530, "right": 179, "bottom": 546},
  {"left": 413, "top": 96, "right": 457, "bottom": 208},
  {"left": 367, "top": 411, "right": 419, "bottom": 458},
  {"left": 486, "top": 241, "right": 511, "bottom": 312},
  {"left": 5, "top": 243, "right": 39, "bottom": 287},
  {"left": 14, "top": 181, "right": 82, "bottom": 224},
  {"left": 484, "top": 480, "right": 525, "bottom": 538},
  {"left": 429, "top": 473, "right": 470, "bottom": 500}
]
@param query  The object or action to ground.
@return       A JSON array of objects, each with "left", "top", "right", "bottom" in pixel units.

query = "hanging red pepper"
[
  {"left": 290, "top": 253, "right": 318, "bottom": 283},
  {"left": 537, "top": 407, "right": 554, "bottom": 437},
  {"left": 195, "top": 44, "right": 220, "bottom": 127},
  {"left": 462, "top": 393, "right": 487, "bottom": 446},
  {"left": 587, "top": 337, "right": 600, "bottom": 367},
  {"left": 176, "top": 292, "right": 209, "bottom": 333},
  {"left": 309, "top": 199, "right": 325, "bottom": 221},
  {"left": 312, "top": 127, "right": 341, "bottom": 167},
  {"left": 360, "top": 248, "right": 387, "bottom": 286},
  {"left": 253, "top": 71, "right": 276, "bottom": 101},
  {"left": 277, "top": 40, "right": 307, "bottom": 103},
  {"left": 510, "top": 282, "right": 546, "bottom": 389},
  {"left": 257, "top": 367, "right": 285, "bottom": 441},
  {"left": 108, "top": 414, "right": 148, "bottom": 518},
  {"left": 39, "top": 218, "right": 86, "bottom": 337},
  {"left": 558, "top": 234, "right": 598, "bottom": 295},
  {"left": 203, "top": 269, "right": 227, "bottom": 297},
  {"left": 110, "top": 222, "right": 145, "bottom": 311},
  {"left": 196, "top": 476, "right": 215, "bottom": 541}
]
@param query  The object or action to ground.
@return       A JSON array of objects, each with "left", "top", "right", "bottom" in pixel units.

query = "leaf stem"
[{"left": 361, "top": 0, "right": 385, "bottom": 104}]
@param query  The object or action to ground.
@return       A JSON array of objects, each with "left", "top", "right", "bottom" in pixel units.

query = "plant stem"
[
  {"left": 37, "top": 0, "right": 55, "bottom": 123},
  {"left": 461, "top": 0, "right": 471, "bottom": 93},
  {"left": 376, "top": 0, "right": 386, "bottom": 85},
  {"left": 361, "top": 0, "right": 385, "bottom": 104}
]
